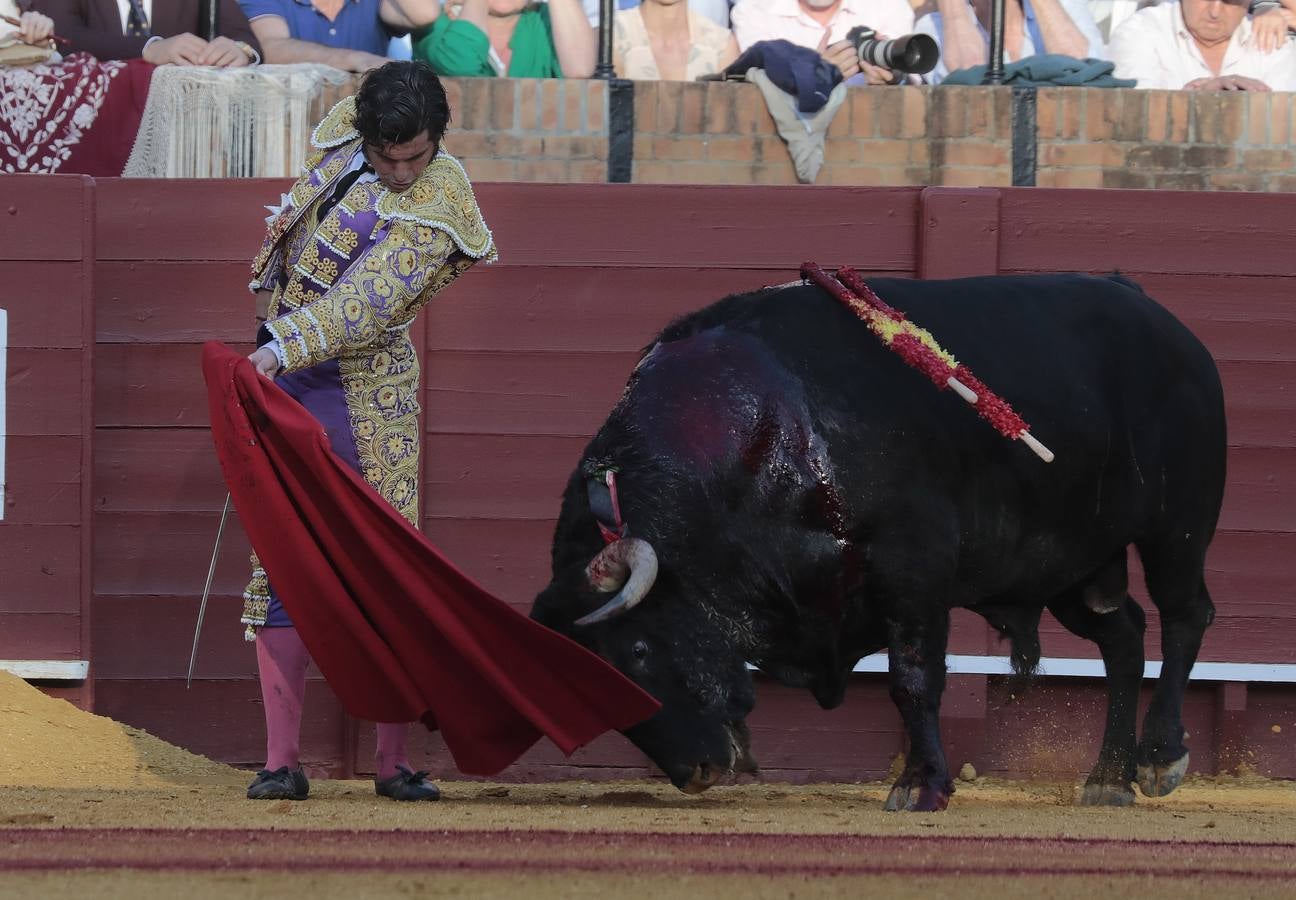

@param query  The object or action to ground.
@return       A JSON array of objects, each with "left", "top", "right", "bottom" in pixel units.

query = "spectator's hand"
[
  {"left": 143, "top": 33, "right": 210, "bottom": 66},
  {"left": 1252, "top": 8, "right": 1290, "bottom": 53},
  {"left": 200, "top": 36, "right": 251, "bottom": 67},
  {"left": 1185, "top": 75, "right": 1271, "bottom": 91},
  {"left": 17, "top": 11, "right": 55, "bottom": 45},
  {"left": 343, "top": 50, "right": 390, "bottom": 72},
  {"left": 822, "top": 38, "right": 862, "bottom": 81},
  {"left": 248, "top": 347, "right": 281, "bottom": 379}
]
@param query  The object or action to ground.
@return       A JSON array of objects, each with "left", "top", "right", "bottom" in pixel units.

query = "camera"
[{"left": 846, "top": 25, "right": 940, "bottom": 76}]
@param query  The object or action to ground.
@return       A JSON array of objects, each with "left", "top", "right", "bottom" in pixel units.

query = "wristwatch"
[{"left": 235, "top": 40, "right": 260, "bottom": 63}]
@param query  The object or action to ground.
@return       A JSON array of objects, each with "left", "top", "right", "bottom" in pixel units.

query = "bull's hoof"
[
  {"left": 1079, "top": 782, "right": 1136, "bottom": 807},
  {"left": 884, "top": 782, "right": 951, "bottom": 812},
  {"left": 1137, "top": 752, "right": 1188, "bottom": 798}
]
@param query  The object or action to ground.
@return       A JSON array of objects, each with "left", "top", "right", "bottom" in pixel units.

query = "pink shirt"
[{"left": 730, "top": 0, "right": 917, "bottom": 52}]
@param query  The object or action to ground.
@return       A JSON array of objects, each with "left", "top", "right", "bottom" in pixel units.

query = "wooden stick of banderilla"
[{"left": 802, "top": 263, "right": 1055, "bottom": 463}]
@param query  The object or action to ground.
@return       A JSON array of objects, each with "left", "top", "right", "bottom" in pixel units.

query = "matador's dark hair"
[{"left": 354, "top": 61, "right": 452, "bottom": 150}]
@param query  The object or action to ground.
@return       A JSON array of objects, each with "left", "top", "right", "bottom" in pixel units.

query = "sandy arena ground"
[{"left": 2, "top": 672, "right": 1294, "bottom": 899}]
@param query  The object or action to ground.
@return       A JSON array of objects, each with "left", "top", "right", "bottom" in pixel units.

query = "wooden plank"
[
  {"left": 1219, "top": 446, "right": 1296, "bottom": 534},
  {"left": 93, "top": 595, "right": 282, "bottom": 680},
  {"left": 1205, "top": 530, "right": 1296, "bottom": 617},
  {"left": 4, "top": 349, "right": 84, "bottom": 435},
  {"left": 425, "top": 266, "right": 801, "bottom": 354},
  {"left": 998, "top": 189, "right": 1296, "bottom": 276},
  {"left": 93, "top": 511, "right": 253, "bottom": 597},
  {"left": 1219, "top": 362, "right": 1296, "bottom": 450},
  {"left": 0, "top": 175, "right": 89, "bottom": 261},
  {"left": 2, "top": 435, "right": 82, "bottom": 524},
  {"left": 1130, "top": 274, "right": 1296, "bottom": 364},
  {"left": 93, "top": 678, "right": 346, "bottom": 773},
  {"left": 917, "top": 188, "right": 1000, "bottom": 279},
  {"left": 981, "top": 679, "right": 1221, "bottom": 775},
  {"left": 423, "top": 517, "right": 555, "bottom": 604},
  {"left": 425, "top": 350, "right": 637, "bottom": 438},
  {"left": 1245, "top": 687, "right": 1296, "bottom": 777},
  {"left": 94, "top": 429, "right": 225, "bottom": 513},
  {"left": 96, "top": 261, "right": 257, "bottom": 344},
  {"left": 475, "top": 183, "right": 922, "bottom": 271},
  {"left": 94, "top": 343, "right": 209, "bottom": 428},
  {"left": 0, "top": 525, "right": 81, "bottom": 613},
  {"left": 0, "top": 613, "right": 82, "bottom": 659},
  {"left": 95, "top": 178, "right": 291, "bottom": 262},
  {"left": 0, "top": 659, "right": 88, "bottom": 679},
  {"left": 0, "top": 262, "right": 86, "bottom": 349},
  {"left": 424, "top": 433, "right": 584, "bottom": 520}
]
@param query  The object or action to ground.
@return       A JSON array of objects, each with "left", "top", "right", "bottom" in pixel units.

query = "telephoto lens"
[{"left": 846, "top": 25, "right": 940, "bottom": 76}]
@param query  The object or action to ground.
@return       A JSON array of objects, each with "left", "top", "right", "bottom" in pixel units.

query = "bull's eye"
[{"left": 631, "top": 640, "right": 649, "bottom": 660}]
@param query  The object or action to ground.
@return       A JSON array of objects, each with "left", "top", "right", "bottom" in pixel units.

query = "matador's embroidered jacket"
[{"left": 241, "top": 96, "right": 496, "bottom": 635}]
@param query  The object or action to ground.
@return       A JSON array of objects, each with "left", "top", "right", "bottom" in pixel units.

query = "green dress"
[{"left": 414, "top": 4, "right": 565, "bottom": 78}]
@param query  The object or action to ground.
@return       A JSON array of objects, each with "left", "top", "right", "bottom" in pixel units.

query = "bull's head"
[{"left": 532, "top": 533, "right": 759, "bottom": 794}]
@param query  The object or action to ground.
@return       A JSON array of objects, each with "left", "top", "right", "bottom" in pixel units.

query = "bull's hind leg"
[
  {"left": 1137, "top": 537, "right": 1215, "bottom": 797},
  {"left": 1046, "top": 553, "right": 1146, "bottom": 806}
]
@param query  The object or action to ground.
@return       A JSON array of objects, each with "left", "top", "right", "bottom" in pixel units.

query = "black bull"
[{"left": 530, "top": 273, "right": 1226, "bottom": 811}]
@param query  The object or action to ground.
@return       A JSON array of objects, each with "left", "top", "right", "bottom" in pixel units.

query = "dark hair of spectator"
[{"left": 354, "top": 61, "right": 452, "bottom": 150}]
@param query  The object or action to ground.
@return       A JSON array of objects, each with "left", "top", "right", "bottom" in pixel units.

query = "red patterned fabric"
[
  {"left": 202, "top": 342, "right": 660, "bottom": 776},
  {"left": 0, "top": 53, "right": 152, "bottom": 175}
]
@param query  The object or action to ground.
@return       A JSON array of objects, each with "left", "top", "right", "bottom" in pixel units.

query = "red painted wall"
[{"left": 4, "top": 178, "right": 1294, "bottom": 782}]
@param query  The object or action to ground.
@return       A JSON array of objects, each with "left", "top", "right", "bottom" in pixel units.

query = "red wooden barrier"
[{"left": 3, "top": 177, "right": 1294, "bottom": 783}]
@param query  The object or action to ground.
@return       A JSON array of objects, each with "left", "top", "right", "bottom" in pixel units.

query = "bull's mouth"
[{"left": 680, "top": 722, "right": 758, "bottom": 794}]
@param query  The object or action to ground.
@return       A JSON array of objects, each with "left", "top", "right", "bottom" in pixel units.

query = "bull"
[{"left": 530, "top": 273, "right": 1225, "bottom": 811}]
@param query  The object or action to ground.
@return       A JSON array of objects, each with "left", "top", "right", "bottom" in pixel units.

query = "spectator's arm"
[
  {"left": 1052, "top": 0, "right": 1108, "bottom": 58},
  {"left": 549, "top": 0, "right": 596, "bottom": 77},
  {"left": 412, "top": 5, "right": 494, "bottom": 75},
  {"left": 380, "top": 0, "right": 439, "bottom": 32},
  {"left": 219, "top": 0, "right": 263, "bottom": 56},
  {"left": 719, "top": 32, "right": 739, "bottom": 71},
  {"left": 1030, "top": 0, "right": 1094, "bottom": 58},
  {"left": 248, "top": 13, "right": 388, "bottom": 70},
  {"left": 934, "top": 0, "right": 987, "bottom": 73},
  {"left": 30, "top": 0, "right": 149, "bottom": 59}
]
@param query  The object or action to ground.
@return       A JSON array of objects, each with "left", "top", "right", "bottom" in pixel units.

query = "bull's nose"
[{"left": 681, "top": 762, "right": 722, "bottom": 795}]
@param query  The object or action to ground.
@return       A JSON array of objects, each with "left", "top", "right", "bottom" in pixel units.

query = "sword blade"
[{"left": 188, "top": 492, "right": 232, "bottom": 688}]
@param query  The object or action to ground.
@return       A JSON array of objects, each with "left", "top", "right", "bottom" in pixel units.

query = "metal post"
[
  {"left": 594, "top": 0, "right": 616, "bottom": 79},
  {"left": 983, "top": 0, "right": 1006, "bottom": 85},
  {"left": 198, "top": 0, "right": 219, "bottom": 42}
]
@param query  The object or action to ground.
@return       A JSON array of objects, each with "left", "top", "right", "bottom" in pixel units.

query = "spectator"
[
  {"left": 1, "top": 1, "right": 57, "bottom": 64},
  {"left": 614, "top": 0, "right": 739, "bottom": 78},
  {"left": 33, "top": 0, "right": 262, "bottom": 65},
  {"left": 240, "top": 0, "right": 438, "bottom": 72},
  {"left": 1251, "top": 0, "right": 1296, "bottom": 50},
  {"left": 730, "top": 0, "right": 916, "bottom": 84},
  {"left": 584, "top": 0, "right": 732, "bottom": 29},
  {"left": 412, "top": 0, "right": 595, "bottom": 77},
  {"left": 914, "top": 0, "right": 1105, "bottom": 84},
  {"left": 1110, "top": 0, "right": 1296, "bottom": 89}
]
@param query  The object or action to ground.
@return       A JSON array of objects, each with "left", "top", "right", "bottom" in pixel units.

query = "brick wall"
[{"left": 311, "top": 77, "right": 1295, "bottom": 191}]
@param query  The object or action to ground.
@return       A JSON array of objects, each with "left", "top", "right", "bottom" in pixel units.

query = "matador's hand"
[{"left": 249, "top": 347, "right": 281, "bottom": 379}]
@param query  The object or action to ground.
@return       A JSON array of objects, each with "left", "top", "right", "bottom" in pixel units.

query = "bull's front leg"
[{"left": 884, "top": 611, "right": 954, "bottom": 812}]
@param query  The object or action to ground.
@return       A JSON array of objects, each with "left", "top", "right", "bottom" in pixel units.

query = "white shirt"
[
  {"left": 730, "top": 0, "right": 916, "bottom": 53},
  {"left": 1110, "top": 0, "right": 1296, "bottom": 89},
  {"left": 116, "top": 0, "right": 154, "bottom": 35},
  {"left": 914, "top": 0, "right": 1106, "bottom": 84},
  {"left": 583, "top": 0, "right": 735, "bottom": 30}
]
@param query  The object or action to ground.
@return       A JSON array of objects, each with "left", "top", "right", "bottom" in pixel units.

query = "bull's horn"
[{"left": 575, "top": 538, "right": 659, "bottom": 626}]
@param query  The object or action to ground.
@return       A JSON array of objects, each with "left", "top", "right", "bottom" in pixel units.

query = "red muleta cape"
[{"left": 202, "top": 342, "right": 659, "bottom": 775}]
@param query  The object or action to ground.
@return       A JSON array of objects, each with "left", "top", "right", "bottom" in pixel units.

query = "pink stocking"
[
  {"left": 255, "top": 626, "right": 311, "bottom": 772},
  {"left": 375, "top": 723, "right": 412, "bottom": 781}
]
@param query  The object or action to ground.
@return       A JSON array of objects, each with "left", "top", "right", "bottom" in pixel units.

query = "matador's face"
[{"left": 364, "top": 133, "right": 437, "bottom": 194}]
